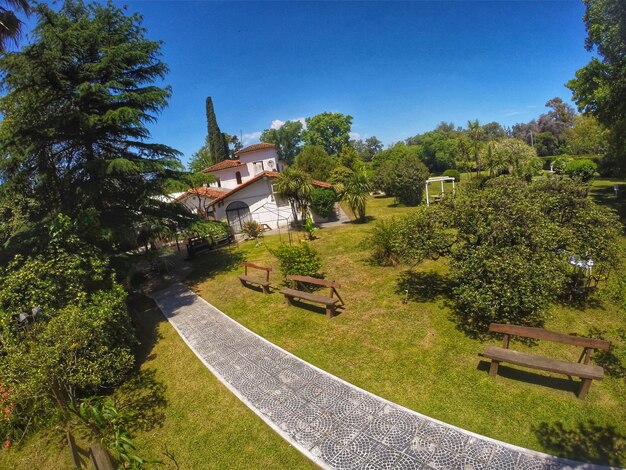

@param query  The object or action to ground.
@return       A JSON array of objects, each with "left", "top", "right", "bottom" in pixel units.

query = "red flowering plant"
[{"left": 0, "top": 381, "right": 15, "bottom": 450}]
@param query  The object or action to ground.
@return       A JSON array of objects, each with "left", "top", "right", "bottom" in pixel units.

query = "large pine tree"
[
  {"left": 0, "top": 0, "right": 189, "bottom": 252},
  {"left": 205, "top": 96, "right": 230, "bottom": 162}
]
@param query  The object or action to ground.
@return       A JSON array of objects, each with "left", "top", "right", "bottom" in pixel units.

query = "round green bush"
[
  {"left": 564, "top": 158, "right": 598, "bottom": 183},
  {"left": 310, "top": 188, "right": 337, "bottom": 218},
  {"left": 442, "top": 169, "right": 461, "bottom": 182}
]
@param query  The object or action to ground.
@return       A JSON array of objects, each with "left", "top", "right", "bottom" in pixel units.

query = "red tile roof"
[
  {"left": 205, "top": 171, "right": 333, "bottom": 207},
  {"left": 235, "top": 143, "right": 276, "bottom": 156},
  {"left": 175, "top": 186, "right": 228, "bottom": 201},
  {"left": 202, "top": 159, "right": 245, "bottom": 173}
]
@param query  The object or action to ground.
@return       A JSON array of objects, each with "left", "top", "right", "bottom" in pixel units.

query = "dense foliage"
[
  {"left": 0, "top": 0, "right": 191, "bottom": 253},
  {"left": 302, "top": 112, "right": 353, "bottom": 156},
  {"left": 260, "top": 120, "right": 303, "bottom": 164},
  {"left": 274, "top": 168, "right": 314, "bottom": 223},
  {"left": 564, "top": 159, "right": 598, "bottom": 182},
  {"left": 293, "top": 146, "right": 334, "bottom": 181},
  {"left": 0, "top": 216, "right": 136, "bottom": 438},
  {"left": 374, "top": 153, "right": 429, "bottom": 206},
  {"left": 567, "top": 0, "right": 626, "bottom": 171},
  {"left": 271, "top": 242, "right": 322, "bottom": 279},
  {"left": 310, "top": 188, "right": 337, "bottom": 218},
  {"left": 205, "top": 97, "right": 230, "bottom": 163},
  {"left": 370, "top": 176, "right": 622, "bottom": 334},
  {"left": 342, "top": 171, "right": 372, "bottom": 223}
]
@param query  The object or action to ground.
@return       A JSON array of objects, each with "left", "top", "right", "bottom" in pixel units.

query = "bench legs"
[
  {"left": 325, "top": 305, "right": 335, "bottom": 319},
  {"left": 488, "top": 360, "right": 500, "bottom": 377},
  {"left": 262, "top": 285, "right": 270, "bottom": 295},
  {"left": 284, "top": 295, "right": 293, "bottom": 306},
  {"left": 578, "top": 378, "right": 593, "bottom": 400}
]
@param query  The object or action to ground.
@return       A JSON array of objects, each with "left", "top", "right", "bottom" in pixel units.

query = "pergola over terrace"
[{"left": 425, "top": 175, "right": 456, "bottom": 205}]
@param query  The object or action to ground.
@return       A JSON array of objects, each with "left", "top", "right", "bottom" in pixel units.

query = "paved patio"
[{"left": 151, "top": 283, "right": 611, "bottom": 470}]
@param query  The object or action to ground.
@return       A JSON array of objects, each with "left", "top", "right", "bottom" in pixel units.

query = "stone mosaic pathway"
[{"left": 151, "top": 283, "right": 612, "bottom": 470}]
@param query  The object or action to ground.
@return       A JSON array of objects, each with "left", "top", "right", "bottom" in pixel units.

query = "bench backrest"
[
  {"left": 287, "top": 275, "right": 341, "bottom": 289},
  {"left": 489, "top": 323, "right": 610, "bottom": 351},
  {"left": 243, "top": 262, "right": 271, "bottom": 272}
]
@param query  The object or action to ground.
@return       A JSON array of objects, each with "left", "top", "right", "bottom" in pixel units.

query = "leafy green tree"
[
  {"left": 303, "top": 112, "right": 352, "bottom": 155},
  {"left": 0, "top": 0, "right": 29, "bottom": 51},
  {"left": 342, "top": 171, "right": 372, "bottom": 223},
  {"left": 565, "top": 114, "right": 609, "bottom": 155},
  {"left": 260, "top": 120, "right": 303, "bottom": 164},
  {"left": 188, "top": 136, "right": 214, "bottom": 173},
  {"left": 567, "top": 0, "right": 626, "bottom": 170},
  {"left": 336, "top": 145, "right": 363, "bottom": 171},
  {"left": 274, "top": 168, "right": 314, "bottom": 223},
  {"left": 376, "top": 176, "right": 622, "bottom": 334},
  {"left": 224, "top": 132, "right": 243, "bottom": 158},
  {"left": 375, "top": 153, "right": 429, "bottom": 206},
  {"left": 467, "top": 119, "right": 484, "bottom": 175},
  {"left": 206, "top": 97, "right": 229, "bottom": 163},
  {"left": 293, "top": 145, "right": 335, "bottom": 181},
  {"left": 406, "top": 127, "right": 459, "bottom": 172},
  {"left": 328, "top": 166, "right": 354, "bottom": 185},
  {"left": 481, "top": 122, "right": 507, "bottom": 140},
  {"left": 0, "top": 1, "right": 188, "bottom": 252},
  {"left": 352, "top": 136, "right": 383, "bottom": 162}
]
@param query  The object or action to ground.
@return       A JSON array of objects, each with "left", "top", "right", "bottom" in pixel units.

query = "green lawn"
[
  {"left": 2, "top": 177, "right": 624, "bottom": 468},
  {"left": 185, "top": 178, "right": 626, "bottom": 466}
]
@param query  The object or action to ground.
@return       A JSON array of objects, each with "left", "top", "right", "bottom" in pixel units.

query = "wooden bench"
[
  {"left": 186, "top": 232, "right": 232, "bottom": 258},
  {"left": 280, "top": 275, "right": 344, "bottom": 319},
  {"left": 239, "top": 262, "right": 272, "bottom": 294},
  {"left": 483, "top": 323, "right": 610, "bottom": 399}
]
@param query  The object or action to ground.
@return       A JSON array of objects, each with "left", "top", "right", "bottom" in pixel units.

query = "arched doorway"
[{"left": 225, "top": 201, "right": 251, "bottom": 233}]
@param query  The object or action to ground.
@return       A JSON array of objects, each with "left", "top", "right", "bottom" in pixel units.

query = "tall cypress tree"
[{"left": 205, "top": 96, "right": 229, "bottom": 162}]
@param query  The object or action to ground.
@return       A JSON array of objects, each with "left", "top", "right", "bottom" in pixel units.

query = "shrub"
[
  {"left": 552, "top": 156, "right": 573, "bottom": 174},
  {"left": 564, "top": 158, "right": 598, "bottom": 182},
  {"left": 271, "top": 242, "right": 322, "bottom": 279},
  {"left": 375, "top": 154, "right": 429, "bottom": 206},
  {"left": 369, "top": 218, "right": 403, "bottom": 266},
  {"left": 310, "top": 188, "right": 337, "bottom": 218},
  {"left": 303, "top": 217, "right": 318, "bottom": 240},
  {"left": 241, "top": 220, "right": 264, "bottom": 240},
  {"left": 442, "top": 169, "right": 461, "bottom": 182}
]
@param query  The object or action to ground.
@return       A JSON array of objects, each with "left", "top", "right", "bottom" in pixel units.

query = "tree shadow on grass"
[
  {"left": 122, "top": 294, "right": 168, "bottom": 433},
  {"left": 115, "top": 369, "right": 167, "bottom": 434},
  {"left": 396, "top": 270, "right": 454, "bottom": 303},
  {"left": 186, "top": 247, "right": 246, "bottom": 284},
  {"left": 533, "top": 421, "right": 626, "bottom": 467}
]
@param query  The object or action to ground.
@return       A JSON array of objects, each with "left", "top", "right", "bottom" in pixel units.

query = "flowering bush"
[{"left": 0, "top": 381, "right": 15, "bottom": 449}]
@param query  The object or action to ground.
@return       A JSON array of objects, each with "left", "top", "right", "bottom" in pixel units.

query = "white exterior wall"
[
  {"left": 208, "top": 166, "right": 250, "bottom": 189},
  {"left": 178, "top": 194, "right": 217, "bottom": 217},
  {"left": 213, "top": 177, "right": 292, "bottom": 230},
  {"left": 238, "top": 148, "right": 279, "bottom": 176}
]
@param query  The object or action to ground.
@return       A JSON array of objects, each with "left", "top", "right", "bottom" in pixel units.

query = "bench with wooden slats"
[
  {"left": 238, "top": 262, "right": 272, "bottom": 294},
  {"left": 280, "top": 275, "right": 344, "bottom": 319},
  {"left": 483, "top": 323, "right": 610, "bottom": 399}
]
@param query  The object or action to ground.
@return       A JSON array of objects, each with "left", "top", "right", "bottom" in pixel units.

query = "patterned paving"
[{"left": 151, "top": 283, "right": 612, "bottom": 470}]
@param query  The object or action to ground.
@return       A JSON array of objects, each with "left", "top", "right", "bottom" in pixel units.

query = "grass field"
[
  {"left": 184, "top": 178, "right": 626, "bottom": 466},
  {"left": 2, "top": 177, "right": 624, "bottom": 468}
]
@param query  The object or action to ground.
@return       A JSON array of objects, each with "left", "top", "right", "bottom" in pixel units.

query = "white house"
[
  {"left": 202, "top": 142, "right": 288, "bottom": 189},
  {"left": 176, "top": 143, "right": 332, "bottom": 232}
]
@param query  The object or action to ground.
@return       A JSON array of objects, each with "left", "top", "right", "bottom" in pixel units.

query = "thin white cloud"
[
  {"left": 271, "top": 119, "right": 285, "bottom": 130},
  {"left": 269, "top": 117, "right": 307, "bottom": 130},
  {"left": 504, "top": 110, "right": 526, "bottom": 117},
  {"left": 349, "top": 132, "right": 361, "bottom": 140},
  {"left": 242, "top": 131, "right": 262, "bottom": 145}
]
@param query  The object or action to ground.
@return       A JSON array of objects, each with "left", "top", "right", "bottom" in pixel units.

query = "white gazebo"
[{"left": 425, "top": 176, "right": 456, "bottom": 206}]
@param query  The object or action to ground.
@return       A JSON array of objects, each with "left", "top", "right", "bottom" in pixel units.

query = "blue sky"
[{"left": 29, "top": 1, "right": 592, "bottom": 165}]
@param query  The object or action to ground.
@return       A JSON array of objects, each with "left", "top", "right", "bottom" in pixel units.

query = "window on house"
[
  {"left": 217, "top": 178, "right": 221, "bottom": 188},
  {"left": 235, "top": 171, "right": 242, "bottom": 185}
]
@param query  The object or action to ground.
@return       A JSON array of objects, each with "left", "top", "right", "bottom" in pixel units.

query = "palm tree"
[
  {"left": 0, "top": 0, "right": 30, "bottom": 52},
  {"left": 342, "top": 171, "right": 372, "bottom": 223},
  {"left": 274, "top": 168, "right": 313, "bottom": 223}
]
